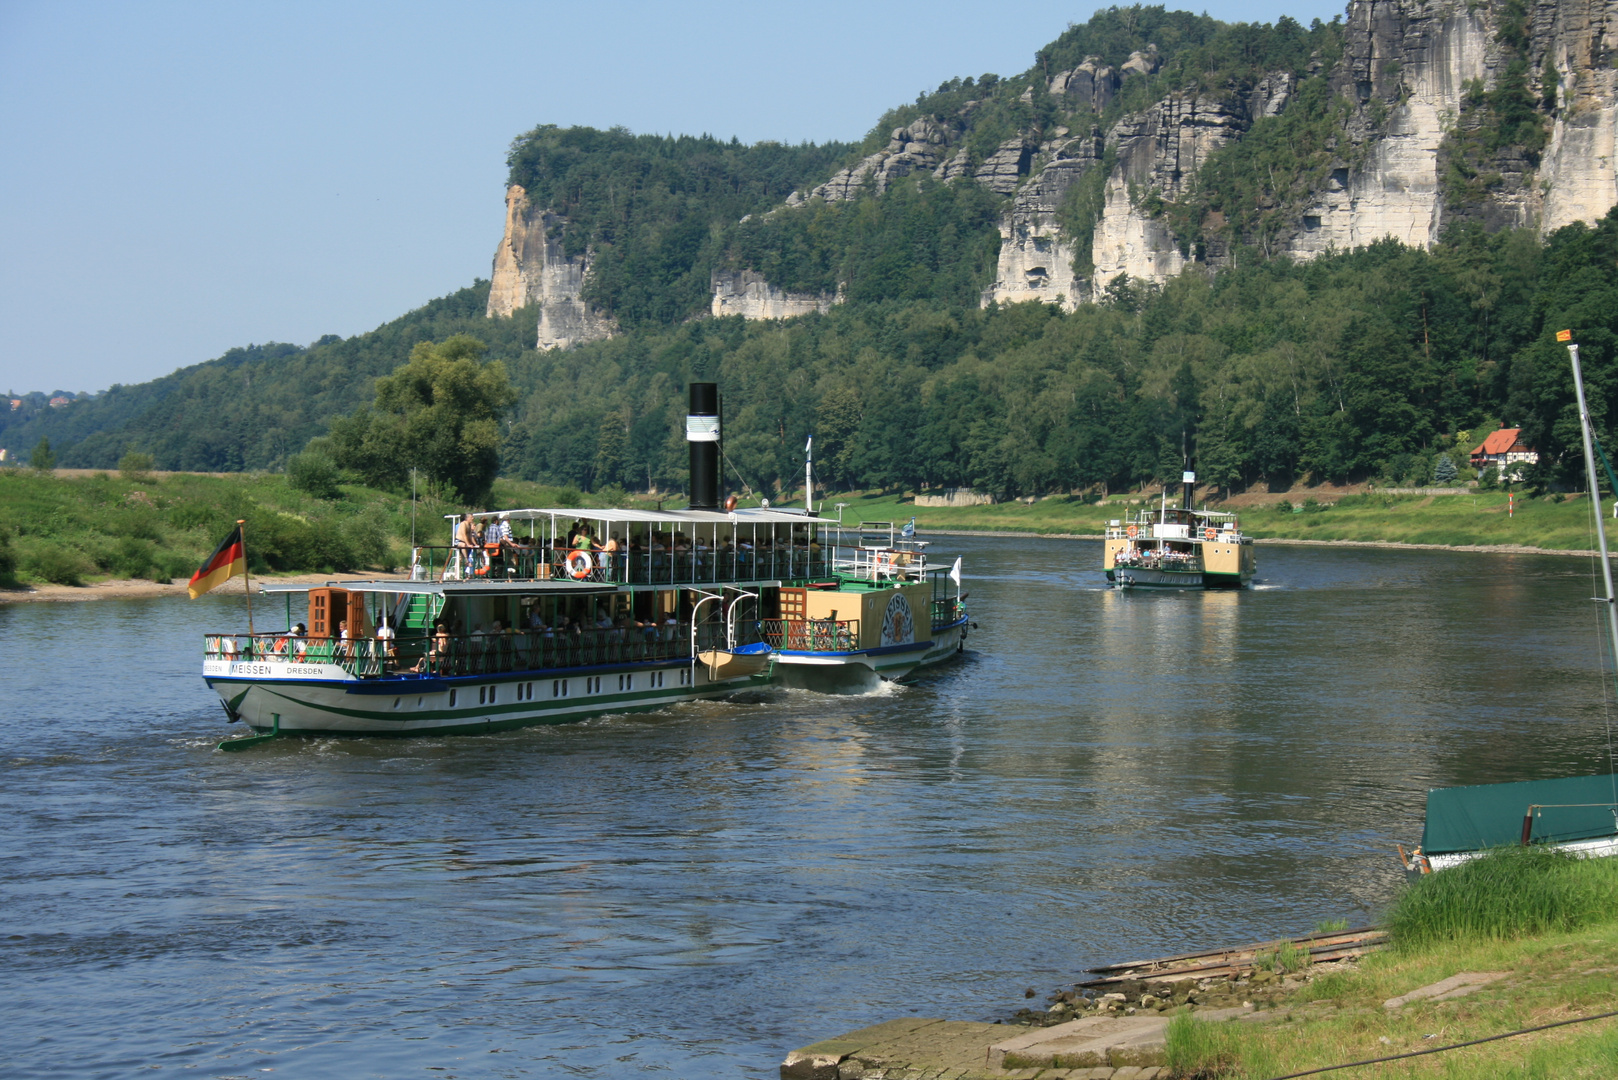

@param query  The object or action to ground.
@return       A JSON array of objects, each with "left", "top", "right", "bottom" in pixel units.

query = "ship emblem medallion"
[{"left": 880, "top": 593, "right": 914, "bottom": 647}]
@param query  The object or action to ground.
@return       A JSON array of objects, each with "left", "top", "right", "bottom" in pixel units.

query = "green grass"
[
  {"left": 820, "top": 488, "right": 1606, "bottom": 552},
  {"left": 1162, "top": 850, "right": 1618, "bottom": 1078},
  {"left": 0, "top": 469, "right": 639, "bottom": 587},
  {"left": 2, "top": 471, "right": 1608, "bottom": 588},
  {"left": 1388, "top": 847, "right": 1618, "bottom": 950}
]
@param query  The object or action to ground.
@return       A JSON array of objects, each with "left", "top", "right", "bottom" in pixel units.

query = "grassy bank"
[
  {"left": 0, "top": 468, "right": 623, "bottom": 589},
  {"left": 824, "top": 489, "right": 1607, "bottom": 552},
  {"left": 1164, "top": 849, "right": 1618, "bottom": 1078},
  {"left": 3, "top": 469, "right": 1608, "bottom": 592}
]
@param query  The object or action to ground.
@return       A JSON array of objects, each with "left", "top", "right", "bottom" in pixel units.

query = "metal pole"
[
  {"left": 805, "top": 435, "right": 814, "bottom": 514},
  {"left": 238, "top": 518, "right": 255, "bottom": 645},
  {"left": 1569, "top": 343, "right": 1618, "bottom": 662}
]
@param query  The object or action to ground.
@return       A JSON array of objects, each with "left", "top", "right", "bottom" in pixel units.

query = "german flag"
[{"left": 188, "top": 525, "right": 247, "bottom": 599}]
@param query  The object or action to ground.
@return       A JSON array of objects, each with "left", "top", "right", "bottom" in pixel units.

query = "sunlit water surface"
[{"left": 4, "top": 536, "right": 1615, "bottom": 1078}]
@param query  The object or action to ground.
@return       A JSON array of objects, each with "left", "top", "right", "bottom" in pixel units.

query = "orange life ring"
[
  {"left": 566, "top": 549, "right": 593, "bottom": 579},
  {"left": 1204, "top": 527, "right": 1218, "bottom": 541},
  {"left": 1126, "top": 524, "right": 1138, "bottom": 538}
]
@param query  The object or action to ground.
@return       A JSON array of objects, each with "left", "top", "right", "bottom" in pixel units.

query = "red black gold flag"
[{"left": 188, "top": 525, "right": 247, "bottom": 599}]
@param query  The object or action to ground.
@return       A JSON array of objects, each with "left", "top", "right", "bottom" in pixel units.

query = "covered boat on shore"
[{"left": 1400, "top": 334, "right": 1618, "bottom": 875}]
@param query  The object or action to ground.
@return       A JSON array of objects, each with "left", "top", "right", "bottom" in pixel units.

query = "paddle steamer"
[
  {"left": 201, "top": 384, "right": 969, "bottom": 742},
  {"left": 1103, "top": 471, "right": 1254, "bottom": 589}
]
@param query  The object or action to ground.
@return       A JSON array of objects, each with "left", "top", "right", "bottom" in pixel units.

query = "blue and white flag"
[{"left": 901, "top": 517, "right": 916, "bottom": 539}]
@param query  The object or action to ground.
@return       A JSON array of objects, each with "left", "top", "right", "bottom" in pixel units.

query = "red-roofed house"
[{"left": 1471, "top": 425, "right": 1538, "bottom": 480}]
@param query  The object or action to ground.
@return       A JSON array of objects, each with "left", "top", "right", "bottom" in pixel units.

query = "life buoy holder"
[
  {"left": 1126, "top": 524, "right": 1138, "bottom": 538},
  {"left": 566, "top": 550, "right": 593, "bottom": 579},
  {"left": 1204, "top": 527, "right": 1218, "bottom": 541}
]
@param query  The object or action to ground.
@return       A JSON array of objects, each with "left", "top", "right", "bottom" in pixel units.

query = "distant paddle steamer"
[
  {"left": 200, "top": 384, "right": 969, "bottom": 746},
  {"left": 1103, "top": 471, "right": 1255, "bottom": 589}
]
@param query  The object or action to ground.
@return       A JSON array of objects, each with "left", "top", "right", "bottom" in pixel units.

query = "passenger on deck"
[
  {"left": 450, "top": 513, "right": 476, "bottom": 580},
  {"left": 376, "top": 618, "right": 397, "bottom": 667}
]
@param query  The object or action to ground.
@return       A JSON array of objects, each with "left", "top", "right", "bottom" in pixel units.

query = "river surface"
[{"left": 4, "top": 536, "right": 1616, "bottom": 1078}]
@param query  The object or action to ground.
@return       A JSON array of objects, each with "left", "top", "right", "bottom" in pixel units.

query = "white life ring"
[{"left": 566, "top": 550, "right": 593, "bottom": 579}]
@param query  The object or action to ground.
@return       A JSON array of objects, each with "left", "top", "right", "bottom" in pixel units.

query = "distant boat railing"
[
  {"left": 758, "top": 618, "right": 859, "bottom": 653},
  {"left": 204, "top": 622, "right": 726, "bottom": 678},
  {"left": 409, "top": 544, "right": 830, "bottom": 586}
]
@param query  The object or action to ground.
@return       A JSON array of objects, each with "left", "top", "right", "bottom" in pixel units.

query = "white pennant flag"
[{"left": 949, "top": 557, "right": 962, "bottom": 586}]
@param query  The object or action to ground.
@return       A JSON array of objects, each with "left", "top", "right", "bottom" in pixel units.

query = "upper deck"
[
  {"left": 402, "top": 507, "right": 955, "bottom": 591},
  {"left": 1104, "top": 505, "right": 1244, "bottom": 543}
]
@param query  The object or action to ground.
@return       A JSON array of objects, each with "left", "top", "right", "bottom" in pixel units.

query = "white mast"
[
  {"left": 805, "top": 435, "right": 814, "bottom": 514},
  {"left": 1569, "top": 342, "right": 1618, "bottom": 656}
]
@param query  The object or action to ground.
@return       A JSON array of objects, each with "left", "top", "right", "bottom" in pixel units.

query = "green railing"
[
  {"left": 930, "top": 598, "right": 965, "bottom": 628},
  {"left": 759, "top": 618, "right": 859, "bottom": 653}
]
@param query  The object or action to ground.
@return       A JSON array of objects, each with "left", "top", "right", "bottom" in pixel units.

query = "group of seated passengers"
[{"left": 405, "top": 612, "right": 684, "bottom": 673}]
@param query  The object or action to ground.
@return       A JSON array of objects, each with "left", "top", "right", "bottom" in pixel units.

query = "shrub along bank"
[{"left": 0, "top": 469, "right": 605, "bottom": 589}]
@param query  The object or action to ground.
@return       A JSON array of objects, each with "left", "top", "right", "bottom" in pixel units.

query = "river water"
[{"left": 4, "top": 535, "right": 1615, "bottom": 1078}]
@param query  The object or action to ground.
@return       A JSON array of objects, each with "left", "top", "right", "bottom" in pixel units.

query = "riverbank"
[
  {"left": 834, "top": 487, "right": 1609, "bottom": 553},
  {"left": 0, "top": 571, "right": 409, "bottom": 604},
  {"left": 783, "top": 851, "right": 1618, "bottom": 1079}
]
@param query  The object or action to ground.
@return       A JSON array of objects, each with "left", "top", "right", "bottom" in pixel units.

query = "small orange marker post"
[{"left": 1509, "top": 492, "right": 1514, "bottom": 517}]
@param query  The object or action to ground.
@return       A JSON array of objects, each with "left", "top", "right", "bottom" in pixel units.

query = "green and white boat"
[
  {"left": 203, "top": 384, "right": 969, "bottom": 744},
  {"left": 1103, "top": 472, "right": 1254, "bottom": 589}
]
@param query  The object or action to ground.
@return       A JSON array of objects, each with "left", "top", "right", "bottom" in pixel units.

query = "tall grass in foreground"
[{"left": 1388, "top": 846, "right": 1618, "bottom": 949}]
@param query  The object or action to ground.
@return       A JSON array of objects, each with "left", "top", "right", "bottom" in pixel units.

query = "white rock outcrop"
[
  {"left": 1090, "top": 90, "right": 1249, "bottom": 290},
  {"left": 985, "top": 136, "right": 1102, "bottom": 308},
  {"left": 710, "top": 270, "right": 838, "bottom": 319},
  {"left": 486, "top": 185, "right": 617, "bottom": 350}
]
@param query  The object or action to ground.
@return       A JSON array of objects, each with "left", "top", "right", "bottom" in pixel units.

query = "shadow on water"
[{"left": 2, "top": 535, "right": 1616, "bottom": 1077}]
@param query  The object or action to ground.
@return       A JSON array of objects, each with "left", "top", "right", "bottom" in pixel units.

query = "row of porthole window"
[{"left": 430, "top": 668, "right": 692, "bottom": 709}]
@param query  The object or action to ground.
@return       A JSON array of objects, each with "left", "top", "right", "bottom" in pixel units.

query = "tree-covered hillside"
[
  {"left": 500, "top": 215, "right": 1617, "bottom": 499},
  {"left": 5, "top": 5, "right": 1603, "bottom": 503},
  {"left": 0, "top": 283, "right": 533, "bottom": 471},
  {"left": 505, "top": 127, "right": 854, "bottom": 327}
]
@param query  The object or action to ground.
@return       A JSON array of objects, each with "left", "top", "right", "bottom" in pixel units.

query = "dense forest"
[
  {"left": 3, "top": 5, "right": 1603, "bottom": 502},
  {"left": 502, "top": 215, "right": 1618, "bottom": 498}
]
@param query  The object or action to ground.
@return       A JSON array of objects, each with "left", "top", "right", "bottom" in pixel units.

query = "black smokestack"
[{"left": 687, "top": 382, "right": 720, "bottom": 510}]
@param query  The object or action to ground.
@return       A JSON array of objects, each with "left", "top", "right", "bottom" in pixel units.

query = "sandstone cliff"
[
  {"left": 491, "top": 0, "right": 1618, "bottom": 330},
  {"left": 486, "top": 185, "right": 617, "bottom": 350},
  {"left": 710, "top": 270, "right": 838, "bottom": 319}
]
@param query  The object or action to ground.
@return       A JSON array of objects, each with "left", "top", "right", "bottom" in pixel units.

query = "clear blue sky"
[{"left": 0, "top": 0, "right": 1347, "bottom": 394}]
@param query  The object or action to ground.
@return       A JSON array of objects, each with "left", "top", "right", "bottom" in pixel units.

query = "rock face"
[
  {"left": 1090, "top": 89, "right": 1252, "bottom": 290},
  {"left": 710, "top": 270, "right": 837, "bottom": 320},
  {"left": 486, "top": 185, "right": 617, "bottom": 350},
  {"left": 1537, "top": 0, "right": 1618, "bottom": 232},
  {"left": 785, "top": 118, "right": 957, "bottom": 205},
  {"left": 985, "top": 135, "right": 1102, "bottom": 308},
  {"left": 1291, "top": 0, "right": 1618, "bottom": 258},
  {"left": 491, "top": 0, "right": 1618, "bottom": 329}
]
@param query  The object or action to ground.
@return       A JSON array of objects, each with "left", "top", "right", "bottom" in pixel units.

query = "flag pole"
[{"left": 239, "top": 519, "right": 255, "bottom": 647}]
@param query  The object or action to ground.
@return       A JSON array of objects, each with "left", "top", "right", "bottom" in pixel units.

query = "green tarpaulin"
[{"left": 1422, "top": 774, "right": 1618, "bottom": 854}]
